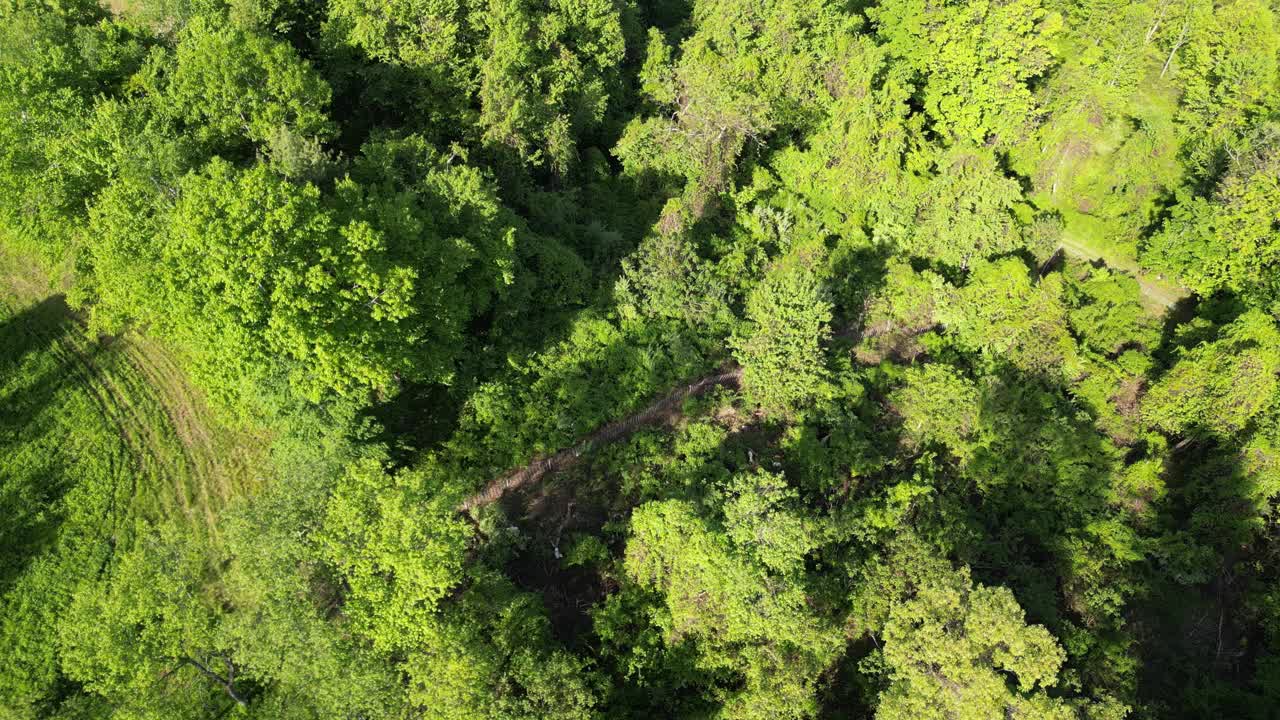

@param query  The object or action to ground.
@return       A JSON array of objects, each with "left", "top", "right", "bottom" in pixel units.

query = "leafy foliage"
[
  {"left": 732, "top": 245, "right": 833, "bottom": 414},
  {"left": 6, "top": 0, "right": 1280, "bottom": 716},
  {"left": 871, "top": 0, "right": 1061, "bottom": 145},
  {"left": 1142, "top": 310, "right": 1280, "bottom": 437},
  {"left": 625, "top": 498, "right": 842, "bottom": 718},
  {"left": 854, "top": 537, "right": 1090, "bottom": 720},
  {"left": 1146, "top": 136, "right": 1280, "bottom": 310}
]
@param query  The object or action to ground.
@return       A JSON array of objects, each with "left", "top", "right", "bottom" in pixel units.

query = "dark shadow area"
[
  {"left": 1146, "top": 292, "right": 1240, "bottom": 392},
  {"left": 365, "top": 381, "right": 461, "bottom": 467},
  {"left": 1128, "top": 433, "right": 1273, "bottom": 718},
  {"left": 322, "top": 50, "right": 474, "bottom": 157},
  {"left": 961, "top": 365, "right": 1129, "bottom": 626},
  {"left": 0, "top": 295, "right": 94, "bottom": 589},
  {"left": 0, "top": 294, "right": 71, "bottom": 369},
  {"left": 636, "top": 0, "right": 694, "bottom": 36},
  {"left": 829, "top": 244, "right": 894, "bottom": 332},
  {"left": 494, "top": 392, "right": 796, "bottom": 716},
  {"left": 362, "top": 164, "right": 678, "bottom": 458},
  {"left": 500, "top": 477, "right": 612, "bottom": 646}
]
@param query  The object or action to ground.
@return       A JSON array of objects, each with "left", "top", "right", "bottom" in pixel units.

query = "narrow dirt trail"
[
  {"left": 458, "top": 365, "right": 744, "bottom": 512},
  {"left": 460, "top": 322, "right": 878, "bottom": 513},
  {"left": 1057, "top": 236, "right": 1189, "bottom": 311},
  {"left": 458, "top": 237, "right": 1182, "bottom": 515}
]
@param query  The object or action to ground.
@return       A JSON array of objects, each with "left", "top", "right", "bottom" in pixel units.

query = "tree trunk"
[{"left": 1161, "top": 21, "right": 1190, "bottom": 78}]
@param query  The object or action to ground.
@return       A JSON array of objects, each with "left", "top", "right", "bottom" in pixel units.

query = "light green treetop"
[
  {"left": 871, "top": 0, "right": 1062, "bottom": 145},
  {"left": 1145, "top": 137, "right": 1280, "bottom": 311},
  {"left": 625, "top": 498, "right": 842, "bottom": 719},
  {"left": 939, "top": 257, "right": 1079, "bottom": 375},
  {"left": 732, "top": 244, "right": 833, "bottom": 414},
  {"left": 853, "top": 536, "right": 1123, "bottom": 720},
  {"left": 890, "top": 364, "right": 983, "bottom": 461},
  {"left": 1143, "top": 309, "right": 1280, "bottom": 438},
  {"left": 902, "top": 144, "right": 1032, "bottom": 269},
  {"left": 166, "top": 17, "right": 334, "bottom": 149}
]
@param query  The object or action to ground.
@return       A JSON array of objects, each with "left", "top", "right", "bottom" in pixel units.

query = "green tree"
[
  {"left": 478, "top": 0, "right": 625, "bottom": 172},
  {"left": 732, "top": 245, "right": 833, "bottom": 414},
  {"left": 939, "top": 257, "right": 1079, "bottom": 374},
  {"left": 871, "top": 0, "right": 1062, "bottom": 145},
  {"left": 1142, "top": 309, "right": 1280, "bottom": 438},
  {"left": 890, "top": 364, "right": 982, "bottom": 461},
  {"left": 217, "top": 437, "right": 410, "bottom": 719},
  {"left": 1145, "top": 136, "right": 1280, "bottom": 310},
  {"left": 853, "top": 536, "right": 1125, "bottom": 720},
  {"left": 165, "top": 17, "right": 334, "bottom": 154},
  {"left": 1175, "top": 0, "right": 1279, "bottom": 176},
  {"left": 720, "top": 469, "right": 817, "bottom": 576},
  {"left": 0, "top": 5, "right": 149, "bottom": 260},
  {"left": 58, "top": 526, "right": 240, "bottom": 717},
  {"left": 403, "top": 576, "right": 605, "bottom": 720},
  {"left": 82, "top": 135, "right": 516, "bottom": 406},
  {"left": 625, "top": 499, "right": 843, "bottom": 719},
  {"left": 903, "top": 144, "right": 1034, "bottom": 269},
  {"left": 329, "top": 0, "right": 626, "bottom": 168},
  {"left": 615, "top": 0, "right": 858, "bottom": 217},
  {"left": 1008, "top": 0, "right": 1184, "bottom": 248},
  {"left": 614, "top": 230, "right": 733, "bottom": 330},
  {"left": 320, "top": 458, "right": 470, "bottom": 651},
  {"left": 854, "top": 259, "right": 945, "bottom": 364},
  {"left": 1065, "top": 265, "right": 1161, "bottom": 356},
  {"left": 769, "top": 37, "right": 919, "bottom": 240},
  {"left": 326, "top": 0, "right": 485, "bottom": 130}
]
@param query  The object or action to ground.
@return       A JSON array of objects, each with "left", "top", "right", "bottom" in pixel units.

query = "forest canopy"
[{"left": 2, "top": 0, "right": 1280, "bottom": 718}]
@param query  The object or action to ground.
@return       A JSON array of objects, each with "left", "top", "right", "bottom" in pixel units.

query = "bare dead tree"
[
  {"left": 181, "top": 655, "right": 246, "bottom": 707},
  {"left": 1161, "top": 19, "right": 1190, "bottom": 78}
]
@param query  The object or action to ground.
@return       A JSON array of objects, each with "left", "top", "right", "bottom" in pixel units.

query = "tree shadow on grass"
[
  {"left": 0, "top": 294, "right": 72, "bottom": 370},
  {"left": 0, "top": 294, "right": 98, "bottom": 589}
]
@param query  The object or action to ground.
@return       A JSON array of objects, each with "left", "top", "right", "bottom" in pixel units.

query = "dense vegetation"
[{"left": 2, "top": 0, "right": 1280, "bottom": 717}]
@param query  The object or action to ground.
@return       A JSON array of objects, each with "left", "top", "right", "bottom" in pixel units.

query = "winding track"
[
  {"left": 460, "top": 239, "right": 1186, "bottom": 513},
  {"left": 458, "top": 366, "right": 745, "bottom": 512},
  {"left": 1057, "top": 235, "right": 1189, "bottom": 311}
]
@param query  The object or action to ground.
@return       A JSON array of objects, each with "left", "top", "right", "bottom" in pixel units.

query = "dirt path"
[
  {"left": 458, "top": 365, "right": 744, "bottom": 512},
  {"left": 1057, "top": 235, "right": 1189, "bottom": 311},
  {"left": 459, "top": 238, "right": 1186, "bottom": 514}
]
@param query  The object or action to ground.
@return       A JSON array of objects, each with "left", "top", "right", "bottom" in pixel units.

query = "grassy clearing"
[
  {"left": 0, "top": 286, "right": 157, "bottom": 707},
  {"left": 0, "top": 247, "right": 268, "bottom": 709},
  {"left": 1030, "top": 197, "right": 1188, "bottom": 312},
  {"left": 100, "top": 0, "right": 133, "bottom": 16},
  {"left": 0, "top": 291, "right": 133, "bottom": 582},
  {"left": 0, "top": 247, "right": 264, "bottom": 548}
]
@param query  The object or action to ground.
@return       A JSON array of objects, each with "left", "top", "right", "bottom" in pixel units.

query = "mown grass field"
[
  {"left": 0, "top": 249, "right": 263, "bottom": 546},
  {"left": 0, "top": 247, "right": 267, "bottom": 703}
]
